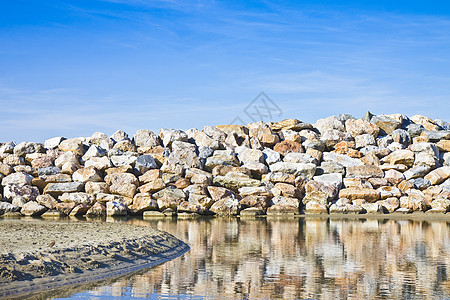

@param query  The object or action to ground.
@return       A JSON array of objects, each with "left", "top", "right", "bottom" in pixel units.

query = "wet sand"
[{"left": 0, "top": 219, "right": 189, "bottom": 298}]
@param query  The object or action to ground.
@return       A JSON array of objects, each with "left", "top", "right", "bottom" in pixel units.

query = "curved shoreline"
[{"left": 0, "top": 220, "right": 189, "bottom": 299}]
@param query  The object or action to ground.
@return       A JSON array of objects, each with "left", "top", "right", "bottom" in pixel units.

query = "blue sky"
[{"left": 1, "top": 0, "right": 450, "bottom": 142}]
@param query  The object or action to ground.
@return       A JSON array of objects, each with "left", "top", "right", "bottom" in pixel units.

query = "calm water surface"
[{"left": 55, "top": 217, "right": 449, "bottom": 299}]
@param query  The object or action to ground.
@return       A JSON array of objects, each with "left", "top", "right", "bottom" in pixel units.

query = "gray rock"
[
  {"left": 262, "top": 148, "right": 281, "bottom": 165},
  {"left": 11, "top": 196, "right": 27, "bottom": 208},
  {"left": 422, "top": 130, "right": 450, "bottom": 142},
  {"left": 320, "top": 129, "right": 347, "bottom": 148},
  {"left": 187, "top": 128, "right": 220, "bottom": 150},
  {"left": 38, "top": 166, "right": 61, "bottom": 176},
  {"left": 403, "top": 165, "right": 432, "bottom": 180},
  {"left": 0, "top": 201, "right": 20, "bottom": 214},
  {"left": 409, "top": 178, "right": 431, "bottom": 190},
  {"left": 271, "top": 196, "right": 300, "bottom": 208},
  {"left": 391, "top": 129, "right": 411, "bottom": 147},
  {"left": 435, "top": 119, "right": 450, "bottom": 130},
  {"left": 44, "top": 182, "right": 85, "bottom": 197},
  {"left": 302, "top": 139, "right": 326, "bottom": 152},
  {"left": 362, "top": 202, "right": 386, "bottom": 214},
  {"left": 406, "top": 123, "right": 425, "bottom": 138},
  {"left": 167, "top": 141, "right": 202, "bottom": 169},
  {"left": 198, "top": 146, "right": 214, "bottom": 159},
  {"left": 135, "top": 155, "right": 158, "bottom": 174}
]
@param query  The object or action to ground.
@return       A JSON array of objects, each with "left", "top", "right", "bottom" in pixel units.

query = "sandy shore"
[{"left": 0, "top": 219, "right": 189, "bottom": 298}]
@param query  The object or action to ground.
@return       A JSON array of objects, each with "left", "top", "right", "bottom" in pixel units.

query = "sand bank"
[{"left": 0, "top": 219, "right": 189, "bottom": 298}]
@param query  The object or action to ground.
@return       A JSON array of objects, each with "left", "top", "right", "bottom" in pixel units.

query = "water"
[{"left": 54, "top": 217, "right": 449, "bottom": 299}]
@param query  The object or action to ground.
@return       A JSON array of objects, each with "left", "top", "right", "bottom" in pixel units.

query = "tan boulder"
[
  {"left": 338, "top": 188, "right": 380, "bottom": 202},
  {"left": 345, "top": 119, "right": 380, "bottom": 137}
]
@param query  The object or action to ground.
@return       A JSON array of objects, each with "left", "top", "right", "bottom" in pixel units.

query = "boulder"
[
  {"left": 338, "top": 188, "right": 380, "bottom": 202},
  {"left": 370, "top": 115, "right": 402, "bottom": 134},
  {"left": 269, "top": 162, "right": 316, "bottom": 179},
  {"left": 3, "top": 184, "right": 39, "bottom": 202},
  {"left": 36, "top": 194, "right": 59, "bottom": 209},
  {"left": 240, "top": 195, "right": 271, "bottom": 210},
  {"left": 362, "top": 202, "right": 386, "bottom": 214},
  {"left": 1, "top": 172, "right": 34, "bottom": 186},
  {"left": 86, "top": 202, "right": 106, "bottom": 216},
  {"left": 128, "top": 193, "right": 158, "bottom": 214},
  {"left": 262, "top": 172, "right": 296, "bottom": 184},
  {"left": 266, "top": 204, "right": 300, "bottom": 216},
  {"left": 213, "top": 172, "right": 261, "bottom": 190},
  {"left": 106, "top": 201, "right": 128, "bottom": 216},
  {"left": 424, "top": 166, "right": 450, "bottom": 185},
  {"left": 271, "top": 196, "right": 300, "bottom": 208},
  {"left": 273, "top": 140, "right": 304, "bottom": 156},
  {"left": 72, "top": 166, "right": 102, "bottom": 183},
  {"left": 14, "top": 142, "right": 45, "bottom": 157},
  {"left": 85, "top": 181, "right": 109, "bottom": 195},
  {"left": 21, "top": 201, "right": 47, "bottom": 216},
  {"left": 58, "top": 138, "right": 85, "bottom": 156},
  {"left": 0, "top": 202, "right": 20, "bottom": 215},
  {"left": 410, "top": 115, "right": 440, "bottom": 131},
  {"left": 209, "top": 197, "right": 241, "bottom": 216},
  {"left": 59, "top": 192, "right": 96, "bottom": 205},
  {"left": 204, "top": 150, "right": 239, "bottom": 171},
  {"left": 133, "top": 129, "right": 160, "bottom": 147},
  {"left": 345, "top": 119, "right": 380, "bottom": 137},
  {"left": 377, "top": 197, "right": 400, "bottom": 213},
  {"left": 346, "top": 165, "right": 384, "bottom": 179},
  {"left": 384, "top": 170, "right": 405, "bottom": 185},
  {"left": 322, "top": 152, "right": 364, "bottom": 168},
  {"left": 43, "top": 182, "right": 85, "bottom": 198},
  {"left": 303, "top": 180, "right": 338, "bottom": 204},
  {"left": 262, "top": 148, "right": 281, "bottom": 165},
  {"left": 304, "top": 201, "right": 328, "bottom": 214}
]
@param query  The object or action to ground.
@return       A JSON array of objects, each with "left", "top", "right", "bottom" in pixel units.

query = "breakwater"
[{"left": 0, "top": 112, "right": 449, "bottom": 217}]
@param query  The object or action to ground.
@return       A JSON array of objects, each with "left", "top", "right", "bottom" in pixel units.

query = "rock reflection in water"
[{"left": 81, "top": 218, "right": 450, "bottom": 299}]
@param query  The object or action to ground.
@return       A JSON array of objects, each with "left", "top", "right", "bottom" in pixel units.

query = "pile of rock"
[{"left": 0, "top": 112, "right": 449, "bottom": 217}]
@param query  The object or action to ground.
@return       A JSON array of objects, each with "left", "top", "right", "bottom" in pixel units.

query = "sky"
[{"left": 1, "top": 0, "right": 450, "bottom": 143}]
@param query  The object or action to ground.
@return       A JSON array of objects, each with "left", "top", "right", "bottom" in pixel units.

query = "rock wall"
[{"left": 0, "top": 113, "right": 449, "bottom": 217}]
